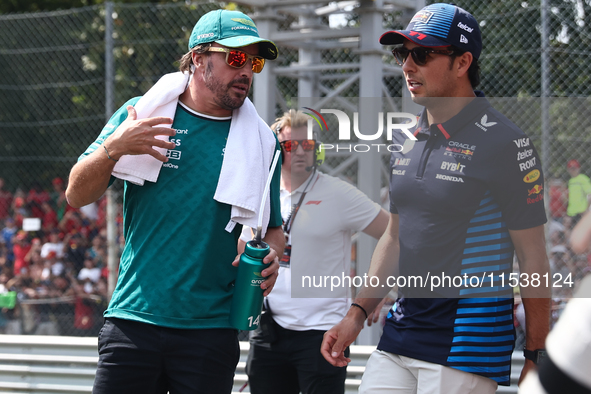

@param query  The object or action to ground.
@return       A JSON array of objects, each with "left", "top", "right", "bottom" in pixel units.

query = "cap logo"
[
  {"left": 195, "top": 32, "right": 214, "bottom": 40},
  {"left": 232, "top": 18, "right": 256, "bottom": 28},
  {"left": 457, "top": 22, "right": 474, "bottom": 33},
  {"left": 411, "top": 10, "right": 433, "bottom": 24},
  {"left": 460, "top": 34, "right": 468, "bottom": 44},
  {"left": 409, "top": 31, "right": 428, "bottom": 40}
]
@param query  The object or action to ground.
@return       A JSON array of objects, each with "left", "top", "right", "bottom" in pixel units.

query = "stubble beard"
[{"left": 204, "top": 61, "right": 249, "bottom": 111}]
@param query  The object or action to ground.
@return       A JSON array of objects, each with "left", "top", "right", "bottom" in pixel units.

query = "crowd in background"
[
  {"left": 511, "top": 160, "right": 591, "bottom": 344},
  {"left": 0, "top": 162, "right": 590, "bottom": 338},
  {"left": 0, "top": 176, "right": 121, "bottom": 336}
]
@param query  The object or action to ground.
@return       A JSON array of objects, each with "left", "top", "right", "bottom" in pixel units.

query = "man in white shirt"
[
  {"left": 40, "top": 229, "right": 64, "bottom": 260},
  {"left": 241, "top": 110, "right": 389, "bottom": 394}
]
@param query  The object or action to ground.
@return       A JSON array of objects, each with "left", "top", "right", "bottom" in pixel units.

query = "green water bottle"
[{"left": 229, "top": 240, "right": 270, "bottom": 330}]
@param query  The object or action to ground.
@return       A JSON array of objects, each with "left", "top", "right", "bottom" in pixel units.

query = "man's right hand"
[
  {"left": 103, "top": 105, "right": 176, "bottom": 162},
  {"left": 321, "top": 314, "right": 365, "bottom": 367}
]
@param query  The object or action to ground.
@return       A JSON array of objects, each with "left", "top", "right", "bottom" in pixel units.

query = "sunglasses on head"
[
  {"left": 279, "top": 139, "right": 316, "bottom": 152},
  {"left": 206, "top": 47, "right": 265, "bottom": 73},
  {"left": 391, "top": 46, "right": 457, "bottom": 66}
]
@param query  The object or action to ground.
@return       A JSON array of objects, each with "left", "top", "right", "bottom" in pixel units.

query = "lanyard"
[{"left": 283, "top": 171, "right": 317, "bottom": 236}]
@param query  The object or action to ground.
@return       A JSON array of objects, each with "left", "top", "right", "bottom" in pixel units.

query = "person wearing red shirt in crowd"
[
  {"left": 548, "top": 178, "right": 568, "bottom": 221},
  {"left": 58, "top": 210, "right": 84, "bottom": 234},
  {"left": 0, "top": 178, "right": 13, "bottom": 221},
  {"left": 50, "top": 177, "right": 71, "bottom": 222},
  {"left": 41, "top": 202, "right": 58, "bottom": 234},
  {"left": 26, "top": 182, "right": 51, "bottom": 219},
  {"left": 12, "top": 192, "right": 27, "bottom": 228},
  {"left": 13, "top": 231, "right": 31, "bottom": 276}
]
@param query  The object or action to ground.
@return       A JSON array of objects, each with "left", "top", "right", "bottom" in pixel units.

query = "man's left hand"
[{"left": 232, "top": 249, "right": 280, "bottom": 297}]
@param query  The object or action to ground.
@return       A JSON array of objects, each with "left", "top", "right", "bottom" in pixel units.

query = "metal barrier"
[{"left": 0, "top": 335, "right": 521, "bottom": 393}]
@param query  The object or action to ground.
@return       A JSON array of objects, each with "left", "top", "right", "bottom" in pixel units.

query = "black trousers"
[
  {"left": 246, "top": 318, "right": 348, "bottom": 394},
  {"left": 92, "top": 318, "right": 240, "bottom": 394}
]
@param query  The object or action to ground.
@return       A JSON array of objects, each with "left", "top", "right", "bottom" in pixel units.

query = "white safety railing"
[{"left": 0, "top": 335, "right": 521, "bottom": 394}]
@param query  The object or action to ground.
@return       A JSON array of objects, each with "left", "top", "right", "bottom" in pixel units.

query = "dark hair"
[
  {"left": 178, "top": 42, "right": 213, "bottom": 73},
  {"left": 449, "top": 48, "right": 481, "bottom": 88}
]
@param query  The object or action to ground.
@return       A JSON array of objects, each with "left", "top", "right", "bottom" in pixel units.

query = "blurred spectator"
[
  {"left": 12, "top": 231, "right": 31, "bottom": 277},
  {"left": 50, "top": 274, "right": 75, "bottom": 335},
  {"left": 11, "top": 190, "right": 28, "bottom": 227},
  {"left": 549, "top": 245, "right": 575, "bottom": 300},
  {"left": 78, "top": 258, "right": 101, "bottom": 294},
  {"left": 50, "top": 177, "right": 69, "bottom": 222},
  {"left": 40, "top": 229, "right": 64, "bottom": 260},
  {"left": 87, "top": 235, "right": 106, "bottom": 267},
  {"left": 25, "top": 238, "right": 43, "bottom": 277},
  {"left": 0, "top": 178, "right": 13, "bottom": 221},
  {"left": 45, "top": 250, "right": 64, "bottom": 278},
  {"left": 26, "top": 182, "right": 50, "bottom": 219},
  {"left": 566, "top": 159, "right": 591, "bottom": 227},
  {"left": 1, "top": 218, "right": 17, "bottom": 266},
  {"left": 41, "top": 202, "right": 58, "bottom": 234},
  {"left": 570, "top": 209, "right": 591, "bottom": 254},
  {"left": 548, "top": 178, "right": 568, "bottom": 221},
  {"left": 63, "top": 232, "right": 87, "bottom": 273},
  {"left": 72, "top": 279, "right": 98, "bottom": 336},
  {"left": 58, "top": 209, "right": 86, "bottom": 235},
  {"left": 80, "top": 202, "right": 99, "bottom": 222}
]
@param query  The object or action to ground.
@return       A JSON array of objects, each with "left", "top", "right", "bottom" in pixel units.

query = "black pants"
[
  {"left": 93, "top": 318, "right": 240, "bottom": 394},
  {"left": 246, "top": 319, "right": 348, "bottom": 394}
]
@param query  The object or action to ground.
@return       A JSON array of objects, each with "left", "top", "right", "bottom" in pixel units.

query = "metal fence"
[{"left": 0, "top": 0, "right": 589, "bottom": 337}]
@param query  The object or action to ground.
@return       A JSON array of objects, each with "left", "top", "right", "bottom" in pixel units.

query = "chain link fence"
[{"left": 0, "top": 0, "right": 589, "bottom": 337}]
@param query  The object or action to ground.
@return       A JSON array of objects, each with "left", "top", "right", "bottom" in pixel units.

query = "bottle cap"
[{"left": 245, "top": 240, "right": 270, "bottom": 259}]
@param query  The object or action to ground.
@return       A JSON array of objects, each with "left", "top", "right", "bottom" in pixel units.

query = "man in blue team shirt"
[{"left": 321, "top": 4, "right": 551, "bottom": 393}]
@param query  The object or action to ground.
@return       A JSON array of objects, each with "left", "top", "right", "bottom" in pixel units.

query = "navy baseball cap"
[
  {"left": 189, "top": 10, "right": 278, "bottom": 60},
  {"left": 379, "top": 3, "right": 482, "bottom": 60}
]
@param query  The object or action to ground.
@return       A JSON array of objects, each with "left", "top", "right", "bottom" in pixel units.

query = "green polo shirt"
[{"left": 80, "top": 97, "right": 282, "bottom": 329}]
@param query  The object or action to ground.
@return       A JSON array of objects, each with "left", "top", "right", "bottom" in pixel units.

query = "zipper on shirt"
[{"left": 415, "top": 126, "right": 439, "bottom": 179}]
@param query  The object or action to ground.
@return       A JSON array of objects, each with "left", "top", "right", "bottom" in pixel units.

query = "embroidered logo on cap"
[
  {"left": 411, "top": 10, "right": 434, "bottom": 24},
  {"left": 232, "top": 18, "right": 257, "bottom": 27}
]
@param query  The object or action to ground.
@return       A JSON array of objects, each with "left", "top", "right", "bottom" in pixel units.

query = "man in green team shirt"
[{"left": 66, "top": 9, "right": 284, "bottom": 394}]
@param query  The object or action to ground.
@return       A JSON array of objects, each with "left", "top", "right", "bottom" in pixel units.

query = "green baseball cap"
[{"left": 189, "top": 9, "right": 278, "bottom": 60}]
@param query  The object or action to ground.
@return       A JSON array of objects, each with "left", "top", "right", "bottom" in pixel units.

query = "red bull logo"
[
  {"left": 527, "top": 184, "right": 543, "bottom": 196},
  {"left": 461, "top": 149, "right": 474, "bottom": 156}
]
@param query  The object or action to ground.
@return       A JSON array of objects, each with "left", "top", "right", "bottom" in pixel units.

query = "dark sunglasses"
[
  {"left": 279, "top": 139, "right": 316, "bottom": 152},
  {"left": 206, "top": 47, "right": 265, "bottom": 73},
  {"left": 391, "top": 46, "right": 456, "bottom": 66}
]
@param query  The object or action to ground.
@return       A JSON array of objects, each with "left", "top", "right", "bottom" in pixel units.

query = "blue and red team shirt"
[{"left": 379, "top": 93, "right": 547, "bottom": 385}]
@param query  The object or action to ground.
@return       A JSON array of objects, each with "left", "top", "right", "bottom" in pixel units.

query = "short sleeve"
[
  {"left": 335, "top": 179, "right": 382, "bottom": 232},
  {"left": 78, "top": 97, "right": 141, "bottom": 162},
  {"left": 490, "top": 136, "right": 547, "bottom": 230}
]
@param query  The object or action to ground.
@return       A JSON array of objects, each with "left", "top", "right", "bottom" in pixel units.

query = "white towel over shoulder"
[
  {"left": 112, "top": 71, "right": 189, "bottom": 184},
  {"left": 214, "top": 98, "right": 277, "bottom": 236},
  {"left": 111, "top": 71, "right": 277, "bottom": 237}
]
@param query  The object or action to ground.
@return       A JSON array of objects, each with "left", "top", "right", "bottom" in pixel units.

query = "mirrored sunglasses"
[
  {"left": 206, "top": 47, "right": 265, "bottom": 73},
  {"left": 279, "top": 139, "right": 316, "bottom": 152}
]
